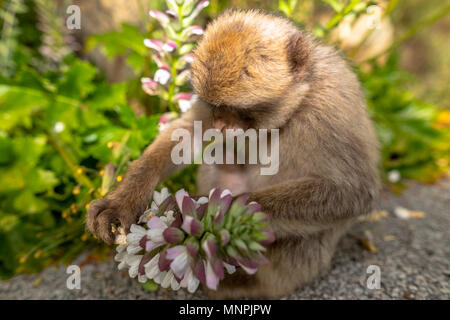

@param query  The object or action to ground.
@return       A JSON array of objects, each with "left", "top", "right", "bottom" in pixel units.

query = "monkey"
[{"left": 86, "top": 9, "right": 380, "bottom": 299}]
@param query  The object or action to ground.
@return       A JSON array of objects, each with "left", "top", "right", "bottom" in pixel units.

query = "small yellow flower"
[
  {"left": 73, "top": 186, "right": 81, "bottom": 195},
  {"left": 116, "top": 175, "right": 123, "bottom": 182},
  {"left": 34, "top": 250, "right": 43, "bottom": 259},
  {"left": 85, "top": 203, "right": 90, "bottom": 210},
  {"left": 76, "top": 167, "right": 83, "bottom": 175},
  {"left": 19, "top": 256, "right": 27, "bottom": 264},
  {"left": 100, "top": 170, "right": 104, "bottom": 176},
  {"left": 81, "top": 234, "right": 89, "bottom": 241}
]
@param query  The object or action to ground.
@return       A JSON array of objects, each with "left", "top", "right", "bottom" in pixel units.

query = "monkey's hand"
[{"left": 86, "top": 190, "right": 148, "bottom": 244}]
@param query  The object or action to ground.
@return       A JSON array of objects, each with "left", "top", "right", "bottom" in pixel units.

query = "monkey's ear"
[{"left": 287, "top": 32, "right": 310, "bottom": 79}]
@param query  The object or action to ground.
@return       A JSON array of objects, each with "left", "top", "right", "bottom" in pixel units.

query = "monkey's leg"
[{"left": 249, "top": 175, "right": 378, "bottom": 238}]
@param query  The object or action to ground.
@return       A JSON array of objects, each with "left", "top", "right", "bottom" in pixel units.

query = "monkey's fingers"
[
  {"left": 86, "top": 198, "right": 107, "bottom": 235},
  {"left": 95, "top": 209, "right": 118, "bottom": 245},
  {"left": 118, "top": 213, "right": 137, "bottom": 234}
]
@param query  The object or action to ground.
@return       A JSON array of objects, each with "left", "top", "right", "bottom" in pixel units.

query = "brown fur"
[{"left": 87, "top": 9, "right": 380, "bottom": 298}]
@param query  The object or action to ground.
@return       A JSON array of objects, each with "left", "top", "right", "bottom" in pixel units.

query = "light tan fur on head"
[{"left": 192, "top": 9, "right": 300, "bottom": 108}]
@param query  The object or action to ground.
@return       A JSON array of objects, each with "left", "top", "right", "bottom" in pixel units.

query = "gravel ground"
[{"left": 1, "top": 179, "right": 449, "bottom": 300}]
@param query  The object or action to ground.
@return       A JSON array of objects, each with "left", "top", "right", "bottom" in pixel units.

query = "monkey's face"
[{"left": 191, "top": 10, "right": 296, "bottom": 110}]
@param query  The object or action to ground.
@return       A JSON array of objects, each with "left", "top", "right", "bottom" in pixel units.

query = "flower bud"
[
  {"left": 201, "top": 234, "right": 218, "bottom": 258},
  {"left": 141, "top": 77, "right": 158, "bottom": 95},
  {"left": 162, "top": 40, "right": 177, "bottom": 52},
  {"left": 154, "top": 67, "right": 171, "bottom": 85},
  {"left": 100, "top": 163, "right": 115, "bottom": 196},
  {"left": 219, "top": 229, "right": 230, "bottom": 246},
  {"left": 149, "top": 10, "right": 170, "bottom": 27},
  {"left": 158, "top": 250, "right": 171, "bottom": 271},
  {"left": 181, "top": 215, "right": 203, "bottom": 236},
  {"left": 260, "top": 231, "right": 275, "bottom": 245},
  {"left": 162, "top": 227, "right": 185, "bottom": 244},
  {"left": 144, "top": 39, "right": 164, "bottom": 52},
  {"left": 186, "top": 237, "right": 199, "bottom": 258}
]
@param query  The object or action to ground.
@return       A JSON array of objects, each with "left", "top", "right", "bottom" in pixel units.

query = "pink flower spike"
[
  {"left": 162, "top": 41, "right": 177, "bottom": 52},
  {"left": 144, "top": 39, "right": 164, "bottom": 52},
  {"left": 149, "top": 10, "right": 170, "bottom": 26}
]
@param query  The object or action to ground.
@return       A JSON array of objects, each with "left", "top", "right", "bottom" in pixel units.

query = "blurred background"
[{"left": 0, "top": 0, "right": 448, "bottom": 281}]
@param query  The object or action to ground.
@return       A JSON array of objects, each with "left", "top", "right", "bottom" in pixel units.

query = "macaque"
[{"left": 87, "top": 9, "right": 380, "bottom": 299}]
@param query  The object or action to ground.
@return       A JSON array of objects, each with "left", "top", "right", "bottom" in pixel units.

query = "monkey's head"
[{"left": 191, "top": 10, "right": 310, "bottom": 109}]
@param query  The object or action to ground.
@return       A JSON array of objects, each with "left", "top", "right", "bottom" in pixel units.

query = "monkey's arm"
[
  {"left": 86, "top": 100, "right": 212, "bottom": 244},
  {"left": 249, "top": 176, "right": 378, "bottom": 238}
]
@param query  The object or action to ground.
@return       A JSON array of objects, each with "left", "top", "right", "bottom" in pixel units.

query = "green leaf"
[{"left": 57, "top": 60, "right": 97, "bottom": 99}]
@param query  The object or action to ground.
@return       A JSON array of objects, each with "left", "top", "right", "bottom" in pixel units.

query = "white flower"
[
  {"left": 166, "top": 246, "right": 189, "bottom": 279},
  {"left": 153, "top": 187, "right": 170, "bottom": 206},
  {"left": 54, "top": 122, "right": 65, "bottom": 133},
  {"left": 126, "top": 224, "right": 147, "bottom": 254},
  {"left": 180, "top": 267, "right": 200, "bottom": 293},
  {"left": 160, "top": 210, "right": 175, "bottom": 226},
  {"left": 388, "top": 170, "right": 401, "bottom": 183},
  {"left": 154, "top": 68, "right": 171, "bottom": 85},
  {"left": 137, "top": 209, "right": 154, "bottom": 224},
  {"left": 153, "top": 270, "right": 167, "bottom": 285},
  {"left": 114, "top": 226, "right": 127, "bottom": 245},
  {"left": 179, "top": 99, "right": 192, "bottom": 113},
  {"left": 144, "top": 253, "right": 161, "bottom": 279},
  {"left": 160, "top": 270, "right": 180, "bottom": 290},
  {"left": 114, "top": 246, "right": 130, "bottom": 270},
  {"left": 127, "top": 254, "right": 143, "bottom": 278},
  {"left": 223, "top": 262, "right": 236, "bottom": 274}
]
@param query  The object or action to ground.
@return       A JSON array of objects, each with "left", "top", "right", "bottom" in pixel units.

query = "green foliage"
[
  {"left": 360, "top": 55, "right": 449, "bottom": 182},
  {"left": 0, "top": 56, "right": 162, "bottom": 278}
]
